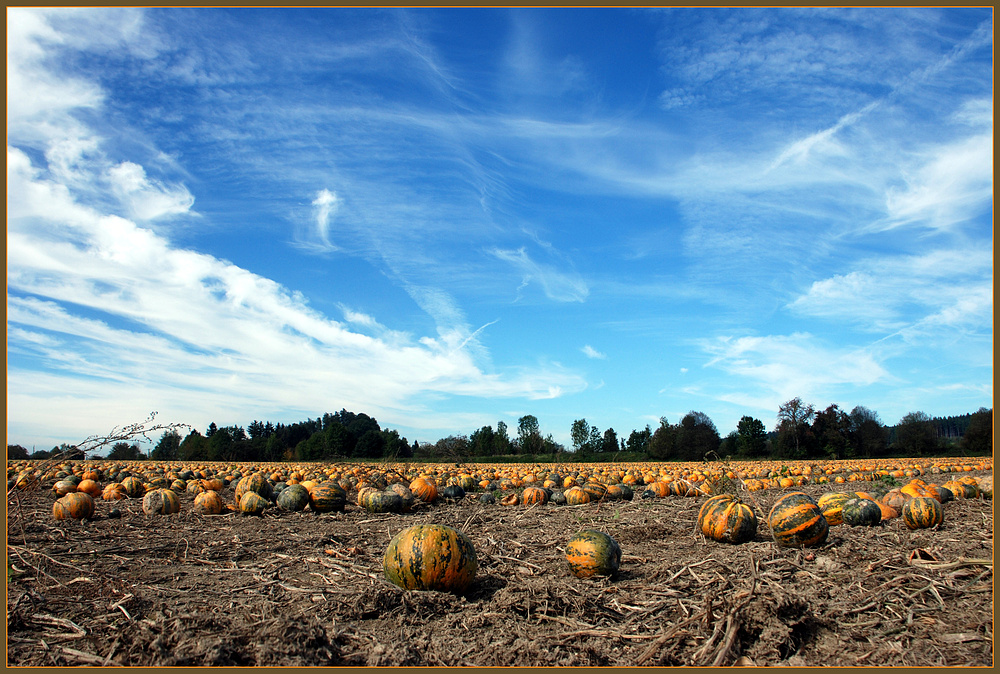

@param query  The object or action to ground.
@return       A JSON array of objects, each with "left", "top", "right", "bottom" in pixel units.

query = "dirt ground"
[{"left": 6, "top": 473, "right": 994, "bottom": 667}]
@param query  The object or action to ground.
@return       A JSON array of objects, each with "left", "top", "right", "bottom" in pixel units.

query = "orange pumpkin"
[
  {"left": 902, "top": 496, "right": 943, "bottom": 530},
  {"left": 53, "top": 492, "right": 95, "bottom": 520},
  {"left": 383, "top": 524, "right": 477, "bottom": 593},
  {"left": 193, "top": 490, "right": 225, "bottom": 515},
  {"left": 565, "top": 530, "right": 622, "bottom": 578},
  {"left": 768, "top": 492, "right": 829, "bottom": 548},
  {"left": 102, "top": 483, "right": 127, "bottom": 501},
  {"left": 697, "top": 494, "right": 757, "bottom": 544},
  {"left": 521, "top": 486, "right": 549, "bottom": 506},
  {"left": 409, "top": 477, "right": 438, "bottom": 503}
]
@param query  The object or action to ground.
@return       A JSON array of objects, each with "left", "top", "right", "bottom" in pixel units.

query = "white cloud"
[
  {"left": 107, "top": 161, "right": 195, "bottom": 221},
  {"left": 787, "top": 247, "right": 993, "bottom": 335},
  {"left": 702, "top": 333, "right": 891, "bottom": 403},
  {"left": 581, "top": 345, "right": 606, "bottom": 360},
  {"left": 310, "top": 188, "right": 339, "bottom": 250},
  {"left": 490, "top": 247, "right": 589, "bottom": 303},
  {"left": 879, "top": 132, "right": 993, "bottom": 232}
]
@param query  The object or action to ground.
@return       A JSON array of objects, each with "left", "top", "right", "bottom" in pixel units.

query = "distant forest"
[{"left": 8, "top": 402, "right": 993, "bottom": 465}]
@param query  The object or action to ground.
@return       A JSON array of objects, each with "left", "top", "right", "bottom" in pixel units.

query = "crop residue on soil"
[{"left": 6, "top": 476, "right": 994, "bottom": 667}]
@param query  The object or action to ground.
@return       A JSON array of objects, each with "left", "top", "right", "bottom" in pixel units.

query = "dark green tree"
[
  {"left": 647, "top": 417, "right": 677, "bottom": 459},
  {"left": 849, "top": 406, "right": 888, "bottom": 458},
  {"left": 674, "top": 411, "right": 720, "bottom": 461},
  {"left": 494, "top": 421, "right": 512, "bottom": 455},
  {"left": 150, "top": 430, "right": 181, "bottom": 461},
  {"left": 107, "top": 442, "right": 144, "bottom": 460},
  {"left": 893, "top": 411, "right": 938, "bottom": 456},
  {"left": 775, "top": 398, "right": 815, "bottom": 459},
  {"left": 812, "top": 405, "right": 852, "bottom": 460},
  {"left": 736, "top": 416, "right": 768, "bottom": 458},
  {"left": 600, "top": 428, "right": 619, "bottom": 454},
  {"left": 570, "top": 419, "right": 593, "bottom": 453},
  {"left": 960, "top": 407, "right": 992, "bottom": 454},
  {"left": 354, "top": 429, "right": 387, "bottom": 458},
  {"left": 626, "top": 426, "right": 652, "bottom": 454},
  {"left": 179, "top": 430, "right": 208, "bottom": 461},
  {"left": 469, "top": 425, "right": 496, "bottom": 457},
  {"left": 517, "top": 415, "right": 544, "bottom": 455},
  {"left": 7, "top": 444, "right": 29, "bottom": 460}
]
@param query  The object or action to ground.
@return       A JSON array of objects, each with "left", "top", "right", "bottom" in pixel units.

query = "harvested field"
[{"left": 6, "top": 474, "right": 994, "bottom": 667}]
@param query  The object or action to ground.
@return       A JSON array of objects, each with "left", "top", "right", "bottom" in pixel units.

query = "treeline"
[{"left": 6, "top": 403, "right": 993, "bottom": 465}]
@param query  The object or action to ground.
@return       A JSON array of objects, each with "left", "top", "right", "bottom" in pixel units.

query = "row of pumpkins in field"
[{"left": 24, "top": 460, "right": 991, "bottom": 596}]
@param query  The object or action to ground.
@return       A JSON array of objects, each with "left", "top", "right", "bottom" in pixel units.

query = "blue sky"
[{"left": 7, "top": 8, "right": 993, "bottom": 453}]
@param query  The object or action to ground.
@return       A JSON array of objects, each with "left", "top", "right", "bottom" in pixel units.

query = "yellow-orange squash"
[
  {"left": 697, "top": 494, "right": 757, "bottom": 544},
  {"left": 193, "top": 489, "right": 225, "bottom": 515},
  {"left": 53, "top": 492, "right": 95, "bottom": 520},
  {"left": 383, "top": 524, "right": 477, "bottom": 593},
  {"left": 565, "top": 530, "right": 622, "bottom": 578},
  {"left": 564, "top": 486, "right": 591, "bottom": 505}
]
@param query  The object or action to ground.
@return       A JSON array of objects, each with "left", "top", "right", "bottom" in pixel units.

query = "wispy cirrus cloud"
[
  {"left": 581, "top": 345, "right": 606, "bottom": 360},
  {"left": 489, "top": 247, "right": 589, "bottom": 302}
]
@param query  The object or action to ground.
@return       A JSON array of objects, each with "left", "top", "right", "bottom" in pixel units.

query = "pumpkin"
[
  {"left": 935, "top": 486, "right": 954, "bottom": 503},
  {"left": 409, "top": 477, "right": 438, "bottom": 503},
  {"left": 121, "top": 476, "right": 144, "bottom": 498},
  {"left": 440, "top": 485, "right": 466, "bottom": 501},
  {"left": 521, "top": 486, "right": 549, "bottom": 506},
  {"left": 276, "top": 484, "right": 310, "bottom": 511},
  {"left": 186, "top": 480, "right": 206, "bottom": 496},
  {"left": 565, "top": 530, "right": 622, "bottom": 579},
  {"left": 841, "top": 497, "right": 881, "bottom": 527},
  {"left": 102, "top": 483, "right": 127, "bottom": 501},
  {"left": 357, "top": 486, "right": 380, "bottom": 508},
  {"left": 234, "top": 472, "right": 273, "bottom": 507},
  {"left": 238, "top": 491, "right": 270, "bottom": 515},
  {"left": 479, "top": 492, "right": 497, "bottom": 505},
  {"left": 876, "top": 501, "right": 899, "bottom": 520},
  {"left": 564, "top": 486, "right": 591, "bottom": 505},
  {"left": 52, "top": 480, "right": 78, "bottom": 496},
  {"left": 53, "top": 492, "right": 95, "bottom": 520},
  {"left": 697, "top": 494, "right": 758, "bottom": 544},
  {"left": 817, "top": 492, "right": 853, "bottom": 526},
  {"left": 549, "top": 490, "right": 567, "bottom": 505},
  {"left": 383, "top": 524, "right": 477, "bottom": 593},
  {"left": 768, "top": 492, "right": 829, "bottom": 548},
  {"left": 309, "top": 483, "right": 348, "bottom": 513},
  {"left": 75, "top": 479, "right": 101, "bottom": 498},
  {"left": 902, "top": 496, "right": 943, "bottom": 530},
  {"left": 500, "top": 493, "right": 520, "bottom": 506},
  {"left": 582, "top": 482, "right": 608, "bottom": 502},
  {"left": 366, "top": 490, "right": 403, "bottom": 514},
  {"left": 193, "top": 490, "right": 225, "bottom": 515},
  {"left": 142, "top": 488, "right": 181, "bottom": 515},
  {"left": 645, "top": 481, "right": 670, "bottom": 498},
  {"left": 387, "top": 483, "right": 418, "bottom": 512}
]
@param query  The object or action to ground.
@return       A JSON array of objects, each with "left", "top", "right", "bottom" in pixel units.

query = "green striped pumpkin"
[
  {"left": 308, "top": 482, "right": 347, "bottom": 513},
  {"left": 817, "top": 492, "right": 852, "bottom": 526},
  {"left": 565, "top": 530, "right": 622, "bottom": 578},
  {"left": 366, "top": 490, "right": 403, "bottom": 514},
  {"left": 238, "top": 491, "right": 270, "bottom": 515},
  {"left": 564, "top": 486, "right": 591, "bottom": 505},
  {"left": 841, "top": 497, "right": 881, "bottom": 527},
  {"left": 902, "top": 496, "right": 944, "bottom": 530},
  {"left": 697, "top": 494, "right": 757, "bottom": 544},
  {"left": 234, "top": 472, "right": 273, "bottom": 507},
  {"left": 768, "top": 491, "right": 829, "bottom": 548},
  {"left": 276, "top": 483, "right": 310, "bottom": 511},
  {"left": 383, "top": 524, "right": 477, "bottom": 593}
]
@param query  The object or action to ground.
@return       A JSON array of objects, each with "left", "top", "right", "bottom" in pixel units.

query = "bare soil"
[{"left": 6, "top": 474, "right": 994, "bottom": 667}]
